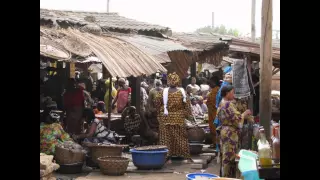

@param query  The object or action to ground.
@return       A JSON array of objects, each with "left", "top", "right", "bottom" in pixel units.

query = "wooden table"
[{"left": 257, "top": 160, "right": 280, "bottom": 180}]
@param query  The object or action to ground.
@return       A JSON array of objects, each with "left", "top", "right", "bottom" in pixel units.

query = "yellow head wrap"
[{"left": 167, "top": 72, "right": 181, "bottom": 87}]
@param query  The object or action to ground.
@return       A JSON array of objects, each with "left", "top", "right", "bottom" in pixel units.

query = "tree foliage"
[{"left": 195, "top": 25, "right": 240, "bottom": 37}]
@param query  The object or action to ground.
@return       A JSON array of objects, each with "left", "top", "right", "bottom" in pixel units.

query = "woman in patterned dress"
[
  {"left": 40, "top": 99, "right": 72, "bottom": 155},
  {"left": 72, "top": 109, "right": 119, "bottom": 144},
  {"left": 206, "top": 76, "right": 220, "bottom": 148},
  {"left": 157, "top": 72, "right": 193, "bottom": 163},
  {"left": 216, "top": 85, "right": 252, "bottom": 177}
]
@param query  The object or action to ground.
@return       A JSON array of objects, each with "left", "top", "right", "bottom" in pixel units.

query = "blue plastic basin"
[
  {"left": 130, "top": 149, "right": 168, "bottom": 170},
  {"left": 242, "top": 170, "right": 262, "bottom": 180},
  {"left": 186, "top": 173, "right": 219, "bottom": 180}
]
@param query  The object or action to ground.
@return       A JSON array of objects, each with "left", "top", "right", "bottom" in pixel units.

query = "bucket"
[
  {"left": 238, "top": 150, "right": 258, "bottom": 159},
  {"left": 241, "top": 170, "right": 261, "bottom": 180},
  {"left": 238, "top": 150, "right": 257, "bottom": 173},
  {"left": 186, "top": 173, "right": 219, "bottom": 180}
]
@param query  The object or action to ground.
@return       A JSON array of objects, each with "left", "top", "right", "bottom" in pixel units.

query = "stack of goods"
[
  {"left": 56, "top": 141, "right": 87, "bottom": 154},
  {"left": 54, "top": 141, "right": 86, "bottom": 174},
  {"left": 40, "top": 153, "right": 59, "bottom": 180}
]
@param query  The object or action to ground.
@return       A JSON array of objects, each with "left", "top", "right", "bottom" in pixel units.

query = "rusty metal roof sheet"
[
  {"left": 62, "top": 29, "right": 167, "bottom": 77},
  {"left": 171, "top": 32, "right": 224, "bottom": 51},
  {"left": 228, "top": 38, "right": 280, "bottom": 60},
  {"left": 40, "top": 8, "right": 170, "bottom": 32},
  {"left": 172, "top": 32, "right": 280, "bottom": 61},
  {"left": 113, "top": 33, "right": 191, "bottom": 63}
]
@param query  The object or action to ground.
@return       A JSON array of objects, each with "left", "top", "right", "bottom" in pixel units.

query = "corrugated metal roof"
[
  {"left": 171, "top": 32, "right": 224, "bottom": 51},
  {"left": 63, "top": 29, "right": 167, "bottom": 77},
  {"left": 40, "top": 8, "right": 170, "bottom": 32},
  {"left": 229, "top": 38, "right": 280, "bottom": 60},
  {"left": 113, "top": 33, "right": 191, "bottom": 63},
  {"left": 172, "top": 32, "right": 280, "bottom": 68}
]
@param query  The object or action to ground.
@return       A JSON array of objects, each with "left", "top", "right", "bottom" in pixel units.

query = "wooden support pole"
[
  {"left": 190, "top": 62, "right": 197, "bottom": 78},
  {"left": 107, "top": 77, "right": 112, "bottom": 130},
  {"left": 102, "top": 66, "right": 108, "bottom": 79},
  {"left": 259, "top": 0, "right": 273, "bottom": 140},
  {"left": 131, "top": 76, "right": 141, "bottom": 114}
]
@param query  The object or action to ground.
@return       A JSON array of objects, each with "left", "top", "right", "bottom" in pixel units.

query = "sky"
[{"left": 40, "top": 0, "right": 280, "bottom": 37}]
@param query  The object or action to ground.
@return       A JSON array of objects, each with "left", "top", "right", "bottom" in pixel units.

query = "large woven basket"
[
  {"left": 97, "top": 156, "right": 129, "bottom": 176},
  {"left": 187, "top": 126, "right": 205, "bottom": 142},
  {"left": 54, "top": 146, "right": 85, "bottom": 165},
  {"left": 62, "top": 35, "right": 92, "bottom": 57},
  {"left": 40, "top": 37, "right": 71, "bottom": 60},
  {"left": 86, "top": 143, "right": 127, "bottom": 164}
]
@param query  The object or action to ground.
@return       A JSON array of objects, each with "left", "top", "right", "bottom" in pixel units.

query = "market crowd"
[{"left": 40, "top": 66, "right": 254, "bottom": 178}]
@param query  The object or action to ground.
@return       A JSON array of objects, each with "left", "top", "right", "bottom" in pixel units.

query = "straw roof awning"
[{"left": 63, "top": 29, "right": 167, "bottom": 77}]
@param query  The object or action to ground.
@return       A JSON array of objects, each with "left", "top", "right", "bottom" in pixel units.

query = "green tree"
[{"left": 195, "top": 25, "right": 240, "bottom": 37}]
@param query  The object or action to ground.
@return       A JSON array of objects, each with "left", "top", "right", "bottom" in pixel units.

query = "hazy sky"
[{"left": 40, "top": 0, "right": 280, "bottom": 37}]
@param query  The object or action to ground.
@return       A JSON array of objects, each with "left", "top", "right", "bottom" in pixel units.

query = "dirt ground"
[{"left": 55, "top": 159, "right": 220, "bottom": 180}]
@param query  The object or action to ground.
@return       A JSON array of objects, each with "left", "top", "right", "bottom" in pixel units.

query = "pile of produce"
[
  {"left": 55, "top": 141, "right": 87, "bottom": 165},
  {"left": 56, "top": 141, "right": 87, "bottom": 154},
  {"left": 40, "top": 153, "right": 59, "bottom": 180}
]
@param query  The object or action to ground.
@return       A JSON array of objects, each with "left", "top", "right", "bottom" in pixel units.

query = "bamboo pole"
[{"left": 259, "top": 0, "right": 273, "bottom": 140}]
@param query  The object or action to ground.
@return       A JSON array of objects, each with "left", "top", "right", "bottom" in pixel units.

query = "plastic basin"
[
  {"left": 242, "top": 170, "right": 262, "bottom": 180},
  {"left": 238, "top": 150, "right": 258, "bottom": 173},
  {"left": 238, "top": 150, "right": 258, "bottom": 159},
  {"left": 130, "top": 149, "right": 168, "bottom": 170},
  {"left": 186, "top": 173, "right": 219, "bottom": 180}
]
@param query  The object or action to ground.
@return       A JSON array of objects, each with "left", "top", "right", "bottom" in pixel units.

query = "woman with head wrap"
[
  {"left": 216, "top": 85, "right": 252, "bottom": 177},
  {"left": 157, "top": 72, "right": 193, "bottom": 163},
  {"left": 40, "top": 99, "right": 72, "bottom": 155},
  {"left": 104, "top": 78, "right": 117, "bottom": 113},
  {"left": 112, "top": 78, "right": 132, "bottom": 113},
  {"left": 148, "top": 79, "right": 163, "bottom": 113}
]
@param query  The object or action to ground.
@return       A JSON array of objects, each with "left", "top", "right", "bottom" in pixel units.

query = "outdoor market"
[{"left": 40, "top": 1, "right": 280, "bottom": 180}]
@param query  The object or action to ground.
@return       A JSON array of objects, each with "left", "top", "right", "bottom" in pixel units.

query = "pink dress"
[{"left": 117, "top": 88, "right": 131, "bottom": 113}]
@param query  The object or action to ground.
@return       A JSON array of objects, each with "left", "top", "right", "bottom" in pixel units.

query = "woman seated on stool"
[
  {"left": 72, "top": 109, "right": 119, "bottom": 144},
  {"left": 40, "top": 98, "right": 72, "bottom": 155}
]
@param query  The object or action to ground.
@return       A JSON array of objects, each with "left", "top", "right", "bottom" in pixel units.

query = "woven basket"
[
  {"left": 187, "top": 126, "right": 205, "bottom": 142},
  {"left": 80, "top": 24, "right": 102, "bottom": 35},
  {"left": 62, "top": 36, "right": 92, "bottom": 57},
  {"left": 87, "top": 143, "right": 127, "bottom": 164},
  {"left": 54, "top": 146, "right": 85, "bottom": 165},
  {"left": 97, "top": 156, "right": 129, "bottom": 176},
  {"left": 40, "top": 37, "right": 71, "bottom": 60}
]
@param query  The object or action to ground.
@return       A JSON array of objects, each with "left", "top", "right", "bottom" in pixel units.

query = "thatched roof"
[{"left": 40, "top": 8, "right": 171, "bottom": 35}]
